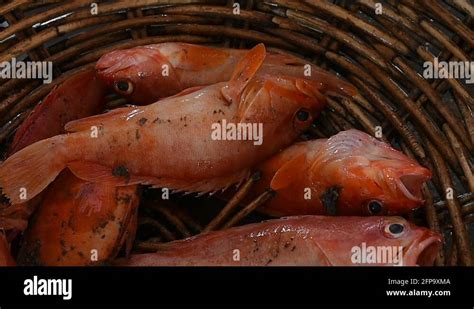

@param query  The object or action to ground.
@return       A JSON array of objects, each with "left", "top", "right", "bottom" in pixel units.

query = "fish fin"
[
  {"left": 270, "top": 153, "right": 307, "bottom": 191},
  {"left": 74, "top": 181, "right": 115, "bottom": 216},
  {"left": 150, "top": 169, "right": 251, "bottom": 195},
  {"left": 67, "top": 161, "right": 157, "bottom": 186},
  {"left": 112, "top": 185, "right": 139, "bottom": 258},
  {"left": 221, "top": 43, "right": 266, "bottom": 105},
  {"left": 123, "top": 206, "right": 138, "bottom": 258},
  {"left": 0, "top": 136, "right": 66, "bottom": 204},
  {"left": 68, "top": 161, "right": 249, "bottom": 194},
  {"left": 65, "top": 106, "right": 136, "bottom": 132}
]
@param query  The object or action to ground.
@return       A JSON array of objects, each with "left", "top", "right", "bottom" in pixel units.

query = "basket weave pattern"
[{"left": 0, "top": 0, "right": 472, "bottom": 266}]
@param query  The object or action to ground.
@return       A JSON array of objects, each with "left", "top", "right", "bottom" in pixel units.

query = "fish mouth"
[
  {"left": 403, "top": 232, "right": 442, "bottom": 266},
  {"left": 397, "top": 172, "right": 431, "bottom": 201}
]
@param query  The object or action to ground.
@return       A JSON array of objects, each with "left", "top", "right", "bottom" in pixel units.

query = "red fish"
[
  {"left": 2, "top": 68, "right": 140, "bottom": 265},
  {"left": 253, "top": 130, "right": 432, "bottom": 216},
  {"left": 96, "top": 42, "right": 356, "bottom": 104},
  {"left": 0, "top": 44, "right": 331, "bottom": 205},
  {"left": 17, "top": 170, "right": 139, "bottom": 266},
  {"left": 116, "top": 216, "right": 442, "bottom": 266},
  {"left": 0, "top": 67, "right": 108, "bottom": 234},
  {"left": 9, "top": 68, "right": 107, "bottom": 155}
]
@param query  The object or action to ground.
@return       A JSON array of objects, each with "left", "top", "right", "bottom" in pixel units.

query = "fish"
[
  {"left": 8, "top": 67, "right": 107, "bottom": 155},
  {"left": 0, "top": 67, "right": 108, "bottom": 234},
  {"left": 115, "top": 216, "right": 442, "bottom": 266},
  {"left": 1, "top": 68, "right": 140, "bottom": 265},
  {"left": 251, "top": 130, "right": 432, "bottom": 216},
  {"left": 96, "top": 42, "right": 356, "bottom": 104},
  {"left": 17, "top": 170, "right": 139, "bottom": 266},
  {"left": 0, "top": 44, "right": 331, "bottom": 205}
]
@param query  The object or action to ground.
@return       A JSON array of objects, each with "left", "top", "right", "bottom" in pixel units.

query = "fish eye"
[
  {"left": 383, "top": 221, "right": 406, "bottom": 239},
  {"left": 295, "top": 109, "right": 310, "bottom": 122},
  {"left": 114, "top": 80, "right": 134, "bottom": 95},
  {"left": 389, "top": 223, "right": 404, "bottom": 234},
  {"left": 367, "top": 200, "right": 384, "bottom": 215}
]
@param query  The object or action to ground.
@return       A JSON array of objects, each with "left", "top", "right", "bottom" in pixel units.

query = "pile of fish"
[{"left": 0, "top": 43, "right": 441, "bottom": 266}]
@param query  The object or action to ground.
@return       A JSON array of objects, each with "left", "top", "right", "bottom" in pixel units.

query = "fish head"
[
  {"left": 96, "top": 46, "right": 182, "bottom": 104},
  {"left": 315, "top": 216, "right": 442, "bottom": 266},
  {"left": 236, "top": 75, "right": 329, "bottom": 144},
  {"left": 313, "top": 130, "right": 431, "bottom": 215}
]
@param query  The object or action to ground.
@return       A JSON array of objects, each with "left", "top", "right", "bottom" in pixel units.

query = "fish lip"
[
  {"left": 403, "top": 232, "right": 442, "bottom": 266},
  {"left": 396, "top": 172, "right": 430, "bottom": 202}
]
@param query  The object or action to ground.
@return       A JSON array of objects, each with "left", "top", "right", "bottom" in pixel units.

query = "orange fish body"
[
  {"left": 1, "top": 67, "right": 108, "bottom": 234},
  {"left": 9, "top": 68, "right": 107, "bottom": 155},
  {"left": 253, "top": 130, "right": 432, "bottom": 217},
  {"left": 117, "top": 216, "right": 442, "bottom": 266},
  {"left": 2, "top": 68, "right": 140, "bottom": 265},
  {"left": 96, "top": 42, "right": 356, "bottom": 104},
  {"left": 17, "top": 170, "right": 139, "bottom": 266},
  {"left": 0, "top": 44, "right": 330, "bottom": 205}
]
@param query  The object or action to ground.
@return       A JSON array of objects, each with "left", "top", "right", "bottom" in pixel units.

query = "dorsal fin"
[
  {"left": 221, "top": 43, "right": 266, "bottom": 105},
  {"left": 66, "top": 161, "right": 250, "bottom": 195}
]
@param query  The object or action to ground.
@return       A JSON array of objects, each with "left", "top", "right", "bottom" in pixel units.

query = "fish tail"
[{"left": 0, "top": 136, "right": 67, "bottom": 204}]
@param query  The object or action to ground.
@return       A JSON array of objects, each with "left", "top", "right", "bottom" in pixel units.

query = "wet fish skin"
[
  {"left": 0, "top": 44, "right": 328, "bottom": 205},
  {"left": 1, "top": 67, "right": 140, "bottom": 265},
  {"left": 116, "top": 216, "right": 442, "bottom": 266},
  {"left": 96, "top": 42, "right": 357, "bottom": 105},
  {"left": 253, "top": 130, "right": 432, "bottom": 216}
]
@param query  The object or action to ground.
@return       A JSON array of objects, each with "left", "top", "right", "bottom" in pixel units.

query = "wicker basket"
[{"left": 0, "top": 0, "right": 472, "bottom": 266}]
